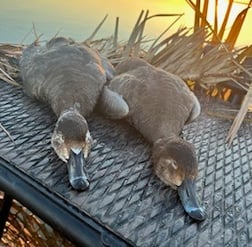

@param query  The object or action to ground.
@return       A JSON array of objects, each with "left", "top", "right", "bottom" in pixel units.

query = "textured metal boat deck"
[{"left": 0, "top": 80, "right": 252, "bottom": 246}]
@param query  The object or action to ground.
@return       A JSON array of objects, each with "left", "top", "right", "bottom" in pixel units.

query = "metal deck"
[{"left": 0, "top": 80, "right": 252, "bottom": 246}]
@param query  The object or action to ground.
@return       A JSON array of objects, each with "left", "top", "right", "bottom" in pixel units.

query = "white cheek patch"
[
  {"left": 85, "top": 130, "right": 93, "bottom": 144},
  {"left": 84, "top": 146, "right": 89, "bottom": 159},
  {"left": 84, "top": 130, "right": 93, "bottom": 158},
  {"left": 58, "top": 154, "right": 68, "bottom": 163},
  {"left": 56, "top": 146, "right": 69, "bottom": 163},
  {"left": 52, "top": 132, "right": 65, "bottom": 146},
  {"left": 51, "top": 132, "right": 69, "bottom": 162}
]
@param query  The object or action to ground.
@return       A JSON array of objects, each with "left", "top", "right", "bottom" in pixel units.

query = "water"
[{"left": 0, "top": 0, "right": 251, "bottom": 45}]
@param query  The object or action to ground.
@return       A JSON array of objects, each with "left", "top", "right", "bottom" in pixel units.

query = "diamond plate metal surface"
[{"left": 0, "top": 80, "right": 252, "bottom": 247}]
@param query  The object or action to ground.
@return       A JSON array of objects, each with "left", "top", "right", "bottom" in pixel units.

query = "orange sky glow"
[{"left": 0, "top": 0, "right": 251, "bottom": 46}]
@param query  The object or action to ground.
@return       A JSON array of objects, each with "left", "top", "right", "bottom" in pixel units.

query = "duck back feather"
[
  {"left": 109, "top": 58, "right": 199, "bottom": 143},
  {"left": 20, "top": 37, "right": 106, "bottom": 117}
]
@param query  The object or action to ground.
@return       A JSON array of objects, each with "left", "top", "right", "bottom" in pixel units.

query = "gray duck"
[
  {"left": 100, "top": 58, "right": 206, "bottom": 220},
  {"left": 20, "top": 37, "right": 129, "bottom": 191}
]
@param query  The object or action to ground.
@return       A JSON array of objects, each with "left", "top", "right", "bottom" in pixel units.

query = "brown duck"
[
  {"left": 19, "top": 37, "right": 128, "bottom": 191},
  {"left": 100, "top": 58, "right": 206, "bottom": 220}
]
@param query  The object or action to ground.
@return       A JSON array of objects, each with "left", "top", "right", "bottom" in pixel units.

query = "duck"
[
  {"left": 100, "top": 57, "right": 206, "bottom": 220},
  {"left": 19, "top": 37, "right": 129, "bottom": 191}
]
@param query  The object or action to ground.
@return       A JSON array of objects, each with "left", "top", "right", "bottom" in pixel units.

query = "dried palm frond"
[
  {"left": 87, "top": 10, "right": 184, "bottom": 63},
  {"left": 236, "top": 44, "right": 252, "bottom": 63},
  {"left": 113, "top": 17, "right": 119, "bottom": 49},
  {"left": 123, "top": 11, "right": 238, "bottom": 87},
  {"left": 0, "top": 67, "right": 18, "bottom": 86},
  {"left": 225, "top": 6, "right": 251, "bottom": 49},
  {"left": 84, "top": 14, "right": 108, "bottom": 44},
  {"left": 201, "top": 0, "right": 210, "bottom": 28},
  {"left": 226, "top": 55, "right": 252, "bottom": 144},
  {"left": 0, "top": 123, "right": 15, "bottom": 144},
  {"left": 218, "top": 0, "right": 234, "bottom": 41},
  {"left": 123, "top": 10, "right": 183, "bottom": 58},
  {"left": 0, "top": 43, "right": 23, "bottom": 86},
  {"left": 226, "top": 84, "right": 252, "bottom": 145},
  {"left": 206, "top": 107, "right": 252, "bottom": 122},
  {"left": 186, "top": 0, "right": 252, "bottom": 49}
]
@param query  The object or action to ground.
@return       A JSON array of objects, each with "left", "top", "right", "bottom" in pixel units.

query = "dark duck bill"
[
  {"left": 67, "top": 148, "right": 90, "bottom": 191},
  {"left": 177, "top": 178, "right": 206, "bottom": 221}
]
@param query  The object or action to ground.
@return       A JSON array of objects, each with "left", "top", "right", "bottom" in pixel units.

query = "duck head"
[
  {"left": 51, "top": 109, "right": 93, "bottom": 191},
  {"left": 152, "top": 137, "right": 206, "bottom": 221}
]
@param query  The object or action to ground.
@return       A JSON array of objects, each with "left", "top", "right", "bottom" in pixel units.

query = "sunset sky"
[{"left": 0, "top": 0, "right": 251, "bottom": 46}]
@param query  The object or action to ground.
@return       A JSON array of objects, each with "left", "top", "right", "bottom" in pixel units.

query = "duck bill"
[
  {"left": 67, "top": 149, "right": 90, "bottom": 191},
  {"left": 177, "top": 178, "right": 206, "bottom": 221}
]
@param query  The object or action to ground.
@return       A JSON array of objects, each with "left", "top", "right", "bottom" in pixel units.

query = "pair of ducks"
[{"left": 20, "top": 37, "right": 205, "bottom": 221}]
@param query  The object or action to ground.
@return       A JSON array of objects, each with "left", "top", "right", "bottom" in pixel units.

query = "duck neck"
[
  {"left": 152, "top": 136, "right": 179, "bottom": 163},
  {"left": 59, "top": 107, "right": 81, "bottom": 118},
  {"left": 153, "top": 135, "right": 177, "bottom": 147}
]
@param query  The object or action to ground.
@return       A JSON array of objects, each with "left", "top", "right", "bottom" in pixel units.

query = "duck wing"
[{"left": 96, "top": 86, "right": 129, "bottom": 119}]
